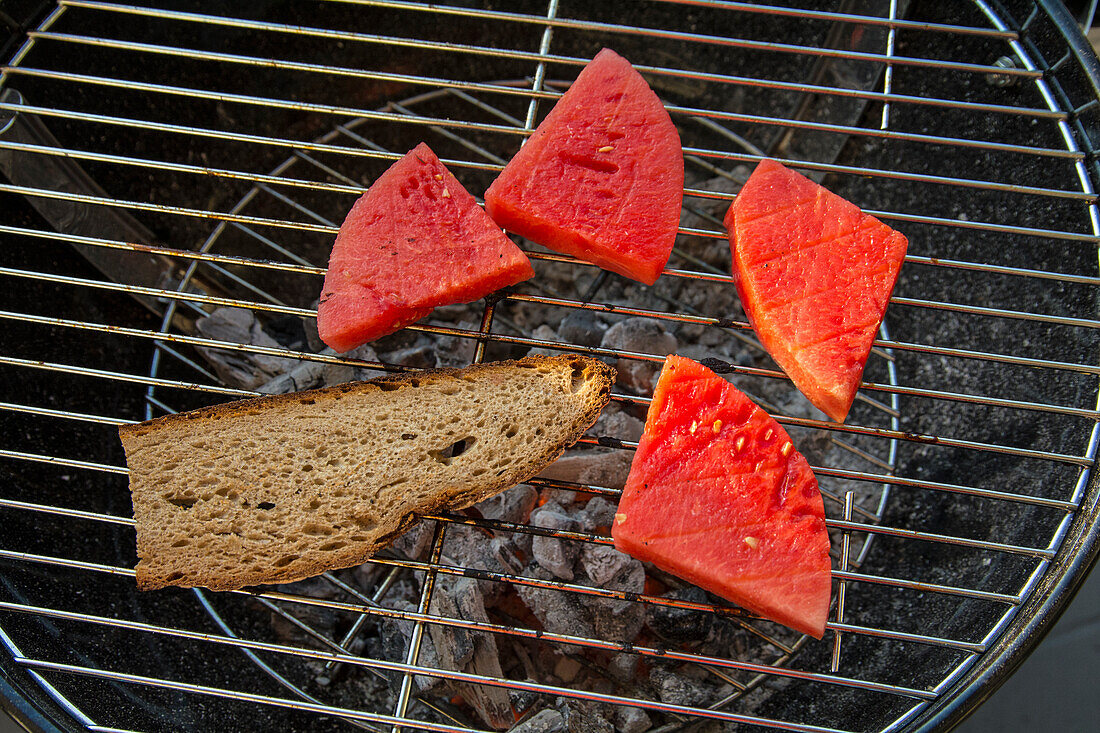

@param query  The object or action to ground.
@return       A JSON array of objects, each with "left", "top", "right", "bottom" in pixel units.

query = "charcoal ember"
[
  {"left": 508, "top": 686, "right": 542, "bottom": 720},
  {"left": 257, "top": 358, "right": 325, "bottom": 394},
  {"left": 579, "top": 546, "right": 646, "bottom": 643},
  {"left": 393, "top": 520, "right": 436, "bottom": 560},
  {"left": 442, "top": 523, "right": 512, "bottom": 601},
  {"left": 526, "top": 324, "right": 562, "bottom": 358},
  {"left": 434, "top": 319, "right": 479, "bottom": 367},
  {"left": 322, "top": 343, "right": 382, "bottom": 386},
  {"left": 431, "top": 303, "right": 480, "bottom": 322},
  {"left": 492, "top": 535, "right": 526, "bottom": 574},
  {"left": 475, "top": 483, "right": 538, "bottom": 525},
  {"left": 578, "top": 496, "right": 618, "bottom": 533},
  {"left": 607, "top": 652, "right": 640, "bottom": 682},
  {"left": 556, "top": 699, "right": 615, "bottom": 733},
  {"left": 195, "top": 307, "right": 299, "bottom": 389},
  {"left": 538, "top": 450, "right": 633, "bottom": 491},
  {"left": 649, "top": 666, "right": 712, "bottom": 708},
  {"left": 593, "top": 405, "right": 645, "bottom": 443},
  {"left": 514, "top": 565, "right": 597, "bottom": 639},
  {"left": 557, "top": 311, "right": 607, "bottom": 347},
  {"left": 600, "top": 318, "right": 678, "bottom": 394},
  {"left": 580, "top": 545, "right": 637, "bottom": 588},
  {"left": 613, "top": 706, "right": 651, "bottom": 733},
  {"left": 509, "top": 708, "right": 566, "bottom": 733},
  {"left": 379, "top": 603, "right": 443, "bottom": 692},
  {"left": 429, "top": 577, "right": 514, "bottom": 729},
  {"left": 530, "top": 503, "right": 581, "bottom": 580},
  {"left": 553, "top": 653, "right": 584, "bottom": 683},
  {"left": 645, "top": 586, "right": 714, "bottom": 644},
  {"left": 381, "top": 343, "right": 438, "bottom": 369}
]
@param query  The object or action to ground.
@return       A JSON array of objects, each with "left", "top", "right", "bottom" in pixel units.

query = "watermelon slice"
[
  {"left": 725, "top": 159, "right": 908, "bottom": 422},
  {"left": 612, "top": 355, "right": 832, "bottom": 638},
  {"left": 317, "top": 143, "right": 534, "bottom": 353},
  {"left": 484, "top": 48, "right": 684, "bottom": 286}
]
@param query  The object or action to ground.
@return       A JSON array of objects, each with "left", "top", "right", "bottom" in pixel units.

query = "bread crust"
[{"left": 120, "top": 355, "right": 614, "bottom": 591}]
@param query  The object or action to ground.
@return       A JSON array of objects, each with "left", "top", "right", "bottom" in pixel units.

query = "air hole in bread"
[
  {"left": 165, "top": 571, "right": 184, "bottom": 582},
  {"left": 301, "top": 464, "right": 314, "bottom": 472},
  {"left": 504, "top": 424, "right": 518, "bottom": 438},
  {"left": 377, "top": 382, "right": 400, "bottom": 392},
  {"left": 429, "top": 436, "right": 476, "bottom": 466},
  {"left": 401, "top": 433, "right": 417, "bottom": 440},
  {"left": 570, "top": 361, "right": 589, "bottom": 393},
  {"left": 303, "top": 523, "right": 333, "bottom": 536},
  {"left": 274, "top": 555, "right": 299, "bottom": 568},
  {"left": 319, "top": 540, "right": 347, "bottom": 552},
  {"left": 257, "top": 502, "right": 276, "bottom": 510},
  {"left": 300, "top": 397, "right": 316, "bottom": 405},
  {"left": 171, "top": 539, "right": 190, "bottom": 548},
  {"left": 168, "top": 495, "right": 197, "bottom": 510}
]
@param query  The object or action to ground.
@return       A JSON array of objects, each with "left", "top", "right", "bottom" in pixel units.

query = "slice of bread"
[{"left": 120, "top": 355, "right": 614, "bottom": 591}]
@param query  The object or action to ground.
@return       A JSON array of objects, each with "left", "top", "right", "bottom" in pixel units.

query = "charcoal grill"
[{"left": 1, "top": 1, "right": 1099, "bottom": 731}]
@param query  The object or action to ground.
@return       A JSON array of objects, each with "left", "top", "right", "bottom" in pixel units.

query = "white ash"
[{"left": 600, "top": 318, "right": 678, "bottom": 395}]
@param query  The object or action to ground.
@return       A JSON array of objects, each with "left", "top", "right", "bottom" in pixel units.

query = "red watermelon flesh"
[
  {"left": 484, "top": 48, "right": 683, "bottom": 286},
  {"left": 317, "top": 143, "right": 534, "bottom": 353},
  {"left": 725, "top": 159, "right": 908, "bottom": 422},
  {"left": 612, "top": 355, "right": 831, "bottom": 639}
]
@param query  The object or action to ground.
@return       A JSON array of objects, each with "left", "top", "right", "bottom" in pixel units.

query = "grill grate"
[{"left": 1, "top": 1, "right": 1098, "bottom": 731}]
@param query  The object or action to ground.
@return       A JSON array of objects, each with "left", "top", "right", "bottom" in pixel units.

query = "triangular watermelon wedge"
[
  {"left": 725, "top": 159, "right": 908, "bottom": 422},
  {"left": 612, "top": 355, "right": 832, "bottom": 638},
  {"left": 484, "top": 48, "right": 684, "bottom": 286},
  {"left": 317, "top": 143, "right": 534, "bottom": 353}
]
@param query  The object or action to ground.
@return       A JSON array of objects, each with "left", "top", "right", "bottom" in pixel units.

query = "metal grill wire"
[{"left": 0, "top": 0, "right": 1098, "bottom": 731}]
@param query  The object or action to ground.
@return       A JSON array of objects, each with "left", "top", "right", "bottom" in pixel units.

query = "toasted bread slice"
[{"left": 120, "top": 355, "right": 614, "bottom": 591}]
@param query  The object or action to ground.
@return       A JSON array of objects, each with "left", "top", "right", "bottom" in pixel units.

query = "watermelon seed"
[
  {"left": 764, "top": 428, "right": 773, "bottom": 441},
  {"left": 597, "top": 145, "right": 614, "bottom": 153},
  {"left": 689, "top": 420, "right": 697, "bottom": 434},
  {"left": 433, "top": 174, "right": 443, "bottom": 181},
  {"left": 781, "top": 441, "right": 793, "bottom": 456},
  {"left": 614, "top": 513, "right": 627, "bottom": 525},
  {"left": 712, "top": 419, "right": 722, "bottom": 434},
  {"left": 442, "top": 188, "right": 450, "bottom": 199},
  {"left": 744, "top": 536, "right": 759, "bottom": 549},
  {"left": 735, "top": 436, "right": 745, "bottom": 452}
]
